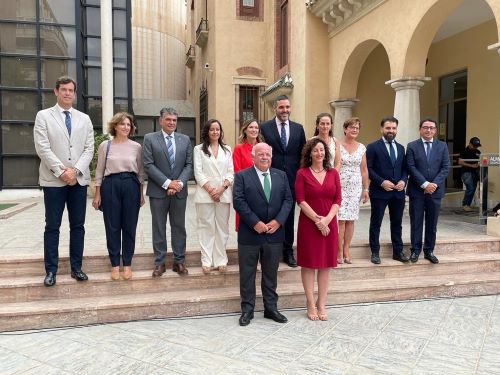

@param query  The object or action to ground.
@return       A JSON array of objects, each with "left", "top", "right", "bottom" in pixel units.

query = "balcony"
[
  {"left": 195, "top": 18, "right": 209, "bottom": 48},
  {"left": 185, "top": 45, "right": 195, "bottom": 68}
]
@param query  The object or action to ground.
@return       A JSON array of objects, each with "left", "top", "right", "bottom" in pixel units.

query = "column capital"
[
  {"left": 329, "top": 98, "right": 359, "bottom": 110},
  {"left": 487, "top": 42, "right": 500, "bottom": 55},
  {"left": 385, "top": 77, "right": 431, "bottom": 91}
]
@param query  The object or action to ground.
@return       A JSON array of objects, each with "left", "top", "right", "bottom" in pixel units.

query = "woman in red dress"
[
  {"left": 232, "top": 118, "right": 263, "bottom": 230},
  {"left": 295, "top": 138, "right": 341, "bottom": 321}
]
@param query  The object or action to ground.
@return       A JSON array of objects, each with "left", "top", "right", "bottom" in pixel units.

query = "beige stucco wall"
[
  {"left": 352, "top": 44, "right": 394, "bottom": 145},
  {"left": 132, "top": 0, "right": 186, "bottom": 101}
]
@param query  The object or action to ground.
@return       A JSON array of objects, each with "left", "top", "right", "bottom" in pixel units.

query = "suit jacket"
[
  {"left": 193, "top": 144, "right": 234, "bottom": 203},
  {"left": 260, "top": 118, "right": 306, "bottom": 190},
  {"left": 143, "top": 131, "right": 193, "bottom": 199},
  {"left": 233, "top": 167, "right": 293, "bottom": 246},
  {"left": 406, "top": 138, "right": 450, "bottom": 199},
  {"left": 366, "top": 138, "right": 407, "bottom": 199},
  {"left": 34, "top": 105, "right": 94, "bottom": 187}
]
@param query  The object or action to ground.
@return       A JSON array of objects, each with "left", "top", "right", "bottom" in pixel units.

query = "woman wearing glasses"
[{"left": 337, "top": 117, "right": 369, "bottom": 264}]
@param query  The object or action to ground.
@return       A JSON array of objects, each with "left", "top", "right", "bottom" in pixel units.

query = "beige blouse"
[{"left": 94, "top": 139, "right": 145, "bottom": 186}]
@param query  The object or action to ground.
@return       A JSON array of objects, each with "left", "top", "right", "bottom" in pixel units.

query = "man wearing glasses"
[{"left": 406, "top": 118, "right": 450, "bottom": 264}]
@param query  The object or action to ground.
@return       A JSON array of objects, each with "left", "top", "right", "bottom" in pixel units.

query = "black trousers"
[
  {"left": 409, "top": 195, "right": 442, "bottom": 255},
  {"left": 238, "top": 242, "right": 282, "bottom": 313},
  {"left": 283, "top": 188, "right": 296, "bottom": 257},
  {"left": 101, "top": 172, "right": 141, "bottom": 267},
  {"left": 43, "top": 184, "right": 87, "bottom": 274},
  {"left": 369, "top": 196, "right": 405, "bottom": 256}
]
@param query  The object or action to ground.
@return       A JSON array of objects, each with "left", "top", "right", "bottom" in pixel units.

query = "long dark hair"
[
  {"left": 300, "top": 138, "right": 331, "bottom": 169},
  {"left": 313, "top": 112, "right": 333, "bottom": 137},
  {"left": 201, "top": 119, "right": 229, "bottom": 157}
]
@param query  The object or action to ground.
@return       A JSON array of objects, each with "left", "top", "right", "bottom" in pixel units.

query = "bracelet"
[{"left": 363, "top": 188, "right": 369, "bottom": 192}]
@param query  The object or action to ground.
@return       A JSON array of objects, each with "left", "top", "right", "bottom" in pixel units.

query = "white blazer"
[
  {"left": 193, "top": 144, "right": 234, "bottom": 203},
  {"left": 34, "top": 105, "right": 94, "bottom": 187}
]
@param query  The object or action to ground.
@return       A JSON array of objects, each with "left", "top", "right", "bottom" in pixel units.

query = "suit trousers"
[
  {"left": 238, "top": 242, "right": 282, "bottom": 313},
  {"left": 283, "top": 190, "right": 296, "bottom": 256},
  {"left": 43, "top": 184, "right": 87, "bottom": 274},
  {"left": 101, "top": 172, "right": 141, "bottom": 267},
  {"left": 369, "top": 196, "right": 405, "bottom": 255},
  {"left": 409, "top": 195, "right": 442, "bottom": 255},
  {"left": 149, "top": 194, "right": 187, "bottom": 266},
  {"left": 196, "top": 202, "right": 230, "bottom": 267}
]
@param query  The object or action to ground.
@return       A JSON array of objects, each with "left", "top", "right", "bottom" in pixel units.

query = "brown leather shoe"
[
  {"left": 172, "top": 262, "right": 188, "bottom": 275},
  {"left": 152, "top": 264, "right": 166, "bottom": 277}
]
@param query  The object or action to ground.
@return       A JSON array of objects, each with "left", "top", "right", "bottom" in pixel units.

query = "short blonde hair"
[{"left": 107, "top": 112, "right": 136, "bottom": 137}]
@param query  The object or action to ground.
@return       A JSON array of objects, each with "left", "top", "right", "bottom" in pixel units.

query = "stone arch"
[
  {"left": 403, "top": 0, "right": 500, "bottom": 77},
  {"left": 337, "top": 39, "right": 391, "bottom": 99}
]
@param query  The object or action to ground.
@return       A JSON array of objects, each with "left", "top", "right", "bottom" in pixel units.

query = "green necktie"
[{"left": 262, "top": 172, "right": 271, "bottom": 202}]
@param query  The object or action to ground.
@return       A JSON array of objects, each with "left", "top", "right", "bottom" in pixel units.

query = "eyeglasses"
[
  {"left": 421, "top": 126, "right": 436, "bottom": 131},
  {"left": 347, "top": 126, "right": 360, "bottom": 131}
]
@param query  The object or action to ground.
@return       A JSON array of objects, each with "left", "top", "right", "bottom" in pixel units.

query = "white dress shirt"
[
  {"left": 254, "top": 166, "right": 272, "bottom": 190},
  {"left": 274, "top": 118, "right": 290, "bottom": 145}
]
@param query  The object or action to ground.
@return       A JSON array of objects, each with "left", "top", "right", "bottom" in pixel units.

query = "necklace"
[{"left": 310, "top": 167, "right": 325, "bottom": 173}]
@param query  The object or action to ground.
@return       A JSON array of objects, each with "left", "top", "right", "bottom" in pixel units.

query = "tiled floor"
[{"left": 0, "top": 295, "right": 499, "bottom": 374}]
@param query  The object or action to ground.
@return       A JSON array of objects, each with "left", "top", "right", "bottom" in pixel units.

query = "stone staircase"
[{"left": 1, "top": 237, "right": 499, "bottom": 332}]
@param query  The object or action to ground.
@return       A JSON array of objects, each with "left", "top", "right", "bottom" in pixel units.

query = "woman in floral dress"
[{"left": 337, "top": 117, "right": 369, "bottom": 264}]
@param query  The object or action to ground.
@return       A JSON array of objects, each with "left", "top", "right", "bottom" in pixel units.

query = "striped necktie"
[{"left": 166, "top": 135, "right": 175, "bottom": 169}]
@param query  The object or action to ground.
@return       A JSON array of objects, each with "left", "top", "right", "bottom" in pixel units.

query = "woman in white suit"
[{"left": 194, "top": 119, "right": 234, "bottom": 274}]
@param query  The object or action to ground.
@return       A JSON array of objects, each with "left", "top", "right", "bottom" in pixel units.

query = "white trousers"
[{"left": 196, "top": 202, "right": 230, "bottom": 267}]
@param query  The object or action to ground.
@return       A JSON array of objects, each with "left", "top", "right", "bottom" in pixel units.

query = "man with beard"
[
  {"left": 366, "top": 116, "right": 408, "bottom": 264},
  {"left": 260, "top": 95, "right": 306, "bottom": 267}
]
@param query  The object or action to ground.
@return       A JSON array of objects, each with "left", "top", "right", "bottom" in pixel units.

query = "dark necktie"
[
  {"left": 280, "top": 123, "right": 287, "bottom": 149},
  {"left": 425, "top": 141, "right": 432, "bottom": 162},
  {"left": 262, "top": 172, "right": 271, "bottom": 202},
  {"left": 166, "top": 135, "right": 175, "bottom": 169},
  {"left": 63, "top": 110, "right": 71, "bottom": 136},
  {"left": 388, "top": 141, "right": 396, "bottom": 166}
]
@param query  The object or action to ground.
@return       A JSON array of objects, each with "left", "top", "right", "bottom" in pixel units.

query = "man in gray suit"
[
  {"left": 143, "top": 107, "right": 193, "bottom": 276},
  {"left": 34, "top": 76, "right": 94, "bottom": 287}
]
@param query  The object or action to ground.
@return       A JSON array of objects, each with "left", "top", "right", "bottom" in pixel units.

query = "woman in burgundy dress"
[{"left": 295, "top": 138, "right": 341, "bottom": 321}]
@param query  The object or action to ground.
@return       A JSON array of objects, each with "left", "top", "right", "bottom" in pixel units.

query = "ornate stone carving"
[{"left": 307, "top": 0, "right": 386, "bottom": 37}]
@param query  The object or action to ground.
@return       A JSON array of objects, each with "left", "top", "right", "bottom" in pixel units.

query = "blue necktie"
[
  {"left": 389, "top": 141, "right": 396, "bottom": 166},
  {"left": 280, "top": 123, "right": 287, "bottom": 149},
  {"left": 166, "top": 135, "right": 175, "bottom": 169},
  {"left": 425, "top": 141, "right": 432, "bottom": 162},
  {"left": 63, "top": 110, "right": 71, "bottom": 136}
]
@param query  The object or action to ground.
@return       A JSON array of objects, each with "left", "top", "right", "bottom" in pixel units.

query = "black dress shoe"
[
  {"left": 44, "top": 272, "right": 56, "bottom": 287},
  {"left": 264, "top": 310, "right": 288, "bottom": 323},
  {"left": 410, "top": 252, "right": 419, "bottom": 263},
  {"left": 239, "top": 311, "right": 254, "bottom": 326},
  {"left": 424, "top": 252, "right": 439, "bottom": 264},
  {"left": 71, "top": 270, "right": 89, "bottom": 281},
  {"left": 392, "top": 253, "right": 410, "bottom": 263},
  {"left": 371, "top": 254, "right": 381, "bottom": 264},
  {"left": 284, "top": 254, "right": 298, "bottom": 268}
]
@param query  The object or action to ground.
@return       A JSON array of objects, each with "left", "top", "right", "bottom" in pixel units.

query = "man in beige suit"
[{"left": 34, "top": 76, "right": 94, "bottom": 287}]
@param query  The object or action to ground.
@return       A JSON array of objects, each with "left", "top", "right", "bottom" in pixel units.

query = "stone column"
[
  {"left": 487, "top": 43, "right": 500, "bottom": 161},
  {"left": 385, "top": 77, "right": 430, "bottom": 146},
  {"left": 101, "top": 0, "right": 113, "bottom": 133},
  {"left": 329, "top": 99, "right": 359, "bottom": 140}
]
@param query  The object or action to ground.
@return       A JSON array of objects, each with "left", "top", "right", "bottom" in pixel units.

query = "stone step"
[
  {"left": 1, "top": 237, "right": 498, "bottom": 277},
  {"left": 1, "top": 252, "right": 499, "bottom": 304},
  {"left": 1, "top": 270, "right": 499, "bottom": 332}
]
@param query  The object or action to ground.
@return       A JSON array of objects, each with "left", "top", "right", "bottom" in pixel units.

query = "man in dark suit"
[
  {"left": 260, "top": 95, "right": 306, "bottom": 267},
  {"left": 143, "top": 107, "right": 193, "bottom": 276},
  {"left": 34, "top": 76, "right": 94, "bottom": 287},
  {"left": 406, "top": 118, "right": 450, "bottom": 264},
  {"left": 233, "top": 143, "right": 293, "bottom": 326},
  {"left": 366, "top": 116, "right": 408, "bottom": 264}
]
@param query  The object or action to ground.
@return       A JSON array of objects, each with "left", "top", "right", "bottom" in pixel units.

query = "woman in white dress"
[
  {"left": 337, "top": 117, "right": 369, "bottom": 264},
  {"left": 312, "top": 112, "right": 341, "bottom": 171}
]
